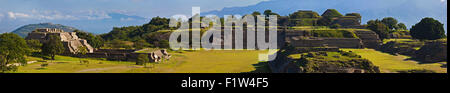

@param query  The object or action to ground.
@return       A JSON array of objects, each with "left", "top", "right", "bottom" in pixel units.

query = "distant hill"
[
  {"left": 12, "top": 23, "right": 78, "bottom": 37},
  {"left": 2, "top": 13, "right": 148, "bottom": 34}
]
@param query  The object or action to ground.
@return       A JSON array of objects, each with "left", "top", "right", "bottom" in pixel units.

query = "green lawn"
[
  {"left": 11, "top": 50, "right": 271, "bottom": 73},
  {"left": 341, "top": 49, "right": 447, "bottom": 73},
  {"left": 136, "top": 50, "right": 271, "bottom": 73}
]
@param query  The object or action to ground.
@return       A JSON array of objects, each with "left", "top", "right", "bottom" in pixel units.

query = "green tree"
[
  {"left": 133, "top": 39, "right": 151, "bottom": 49},
  {"left": 367, "top": 20, "right": 390, "bottom": 40},
  {"left": 75, "top": 30, "right": 104, "bottom": 49},
  {"left": 381, "top": 17, "right": 399, "bottom": 30},
  {"left": 26, "top": 39, "right": 42, "bottom": 51},
  {"left": 0, "top": 33, "right": 30, "bottom": 72},
  {"left": 397, "top": 23, "right": 407, "bottom": 30},
  {"left": 289, "top": 10, "right": 321, "bottom": 19},
  {"left": 251, "top": 11, "right": 261, "bottom": 16},
  {"left": 106, "top": 39, "right": 133, "bottom": 49},
  {"left": 41, "top": 35, "right": 65, "bottom": 60},
  {"left": 76, "top": 46, "right": 88, "bottom": 63},
  {"left": 136, "top": 54, "right": 149, "bottom": 67},
  {"left": 345, "top": 13, "right": 362, "bottom": 23},
  {"left": 410, "top": 17, "right": 446, "bottom": 40},
  {"left": 263, "top": 10, "right": 280, "bottom": 17}
]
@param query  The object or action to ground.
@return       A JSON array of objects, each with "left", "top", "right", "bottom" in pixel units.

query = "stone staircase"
[{"left": 354, "top": 30, "right": 382, "bottom": 49}]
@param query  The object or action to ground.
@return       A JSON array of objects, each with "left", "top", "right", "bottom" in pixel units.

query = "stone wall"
[
  {"left": 287, "top": 37, "right": 325, "bottom": 47},
  {"left": 95, "top": 49, "right": 137, "bottom": 53},
  {"left": 290, "top": 47, "right": 340, "bottom": 54},
  {"left": 286, "top": 37, "right": 362, "bottom": 48},
  {"left": 26, "top": 28, "right": 95, "bottom": 54},
  {"left": 322, "top": 38, "right": 363, "bottom": 48},
  {"left": 354, "top": 30, "right": 381, "bottom": 48},
  {"left": 69, "top": 49, "right": 171, "bottom": 62}
]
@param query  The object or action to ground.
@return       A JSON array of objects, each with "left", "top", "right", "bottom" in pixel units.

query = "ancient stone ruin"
[
  {"left": 84, "top": 49, "right": 171, "bottom": 62},
  {"left": 25, "top": 28, "right": 171, "bottom": 63},
  {"left": 284, "top": 30, "right": 381, "bottom": 48},
  {"left": 26, "top": 28, "right": 95, "bottom": 54}
]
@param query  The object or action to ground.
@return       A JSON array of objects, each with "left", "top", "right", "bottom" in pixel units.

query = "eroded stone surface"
[{"left": 26, "top": 28, "right": 94, "bottom": 54}]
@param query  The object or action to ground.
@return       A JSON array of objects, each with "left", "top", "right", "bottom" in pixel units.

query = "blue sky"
[
  {"left": 0, "top": 0, "right": 269, "bottom": 20},
  {"left": 0, "top": 0, "right": 446, "bottom": 33}
]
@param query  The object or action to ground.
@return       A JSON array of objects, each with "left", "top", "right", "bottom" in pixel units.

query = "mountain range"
[
  {"left": 2, "top": 13, "right": 148, "bottom": 34},
  {"left": 11, "top": 23, "right": 78, "bottom": 37}
]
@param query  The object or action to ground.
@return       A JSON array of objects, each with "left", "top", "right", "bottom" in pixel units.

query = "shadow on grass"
[
  {"left": 54, "top": 62, "right": 69, "bottom": 64},
  {"left": 245, "top": 61, "right": 271, "bottom": 73},
  {"left": 35, "top": 68, "right": 47, "bottom": 70},
  {"left": 374, "top": 49, "right": 447, "bottom": 68}
]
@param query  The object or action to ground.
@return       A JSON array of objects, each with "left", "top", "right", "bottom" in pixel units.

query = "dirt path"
[
  {"left": 75, "top": 65, "right": 142, "bottom": 73},
  {"left": 7, "top": 61, "right": 38, "bottom": 66}
]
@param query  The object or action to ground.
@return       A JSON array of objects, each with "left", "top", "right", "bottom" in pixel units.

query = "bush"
[
  {"left": 329, "top": 24, "right": 341, "bottom": 29},
  {"left": 410, "top": 17, "right": 446, "bottom": 40},
  {"left": 40, "top": 63, "right": 49, "bottom": 68},
  {"left": 136, "top": 54, "right": 149, "bottom": 65},
  {"left": 340, "top": 51, "right": 361, "bottom": 58}
]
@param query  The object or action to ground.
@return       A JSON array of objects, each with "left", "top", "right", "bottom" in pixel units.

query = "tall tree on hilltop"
[
  {"left": 410, "top": 17, "right": 446, "bottom": 40},
  {"left": 397, "top": 23, "right": 407, "bottom": 30},
  {"left": 41, "top": 35, "right": 65, "bottom": 60},
  {"left": 263, "top": 10, "right": 280, "bottom": 17},
  {"left": 252, "top": 11, "right": 262, "bottom": 16},
  {"left": 0, "top": 33, "right": 30, "bottom": 72},
  {"left": 381, "top": 17, "right": 399, "bottom": 30},
  {"left": 367, "top": 20, "right": 390, "bottom": 40}
]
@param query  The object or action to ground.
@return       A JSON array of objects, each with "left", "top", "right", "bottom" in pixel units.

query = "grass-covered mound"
[
  {"left": 414, "top": 39, "right": 447, "bottom": 63},
  {"left": 390, "top": 30, "right": 412, "bottom": 39},
  {"left": 295, "top": 51, "right": 380, "bottom": 73}
]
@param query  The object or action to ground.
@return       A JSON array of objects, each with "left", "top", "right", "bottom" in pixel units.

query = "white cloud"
[
  {"left": 81, "top": 10, "right": 112, "bottom": 20},
  {"left": 4, "top": 10, "right": 115, "bottom": 20},
  {"left": 8, "top": 12, "right": 32, "bottom": 19},
  {"left": 7, "top": 10, "right": 78, "bottom": 20},
  {"left": 0, "top": 13, "right": 3, "bottom": 22},
  {"left": 120, "top": 17, "right": 135, "bottom": 21}
]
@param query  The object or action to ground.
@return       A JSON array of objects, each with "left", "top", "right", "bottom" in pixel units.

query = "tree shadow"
[
  {"left": 404, "top": 58, "right": 448, "bottom": 68},
  {"left": 245, "top": 61, "right": 272, "bottom": 73},
  {"left": 35, "top": 68, "right": 47, "bottom": 70}
]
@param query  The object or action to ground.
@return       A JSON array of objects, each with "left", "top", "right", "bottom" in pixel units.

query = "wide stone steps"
[{"left": 354, "top": 30, "right": 382, "bottom": 48}]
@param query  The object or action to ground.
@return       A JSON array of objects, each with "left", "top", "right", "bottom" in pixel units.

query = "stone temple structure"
[{"left": 26, "top": 28, "right": 94, "bottom": 54}]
